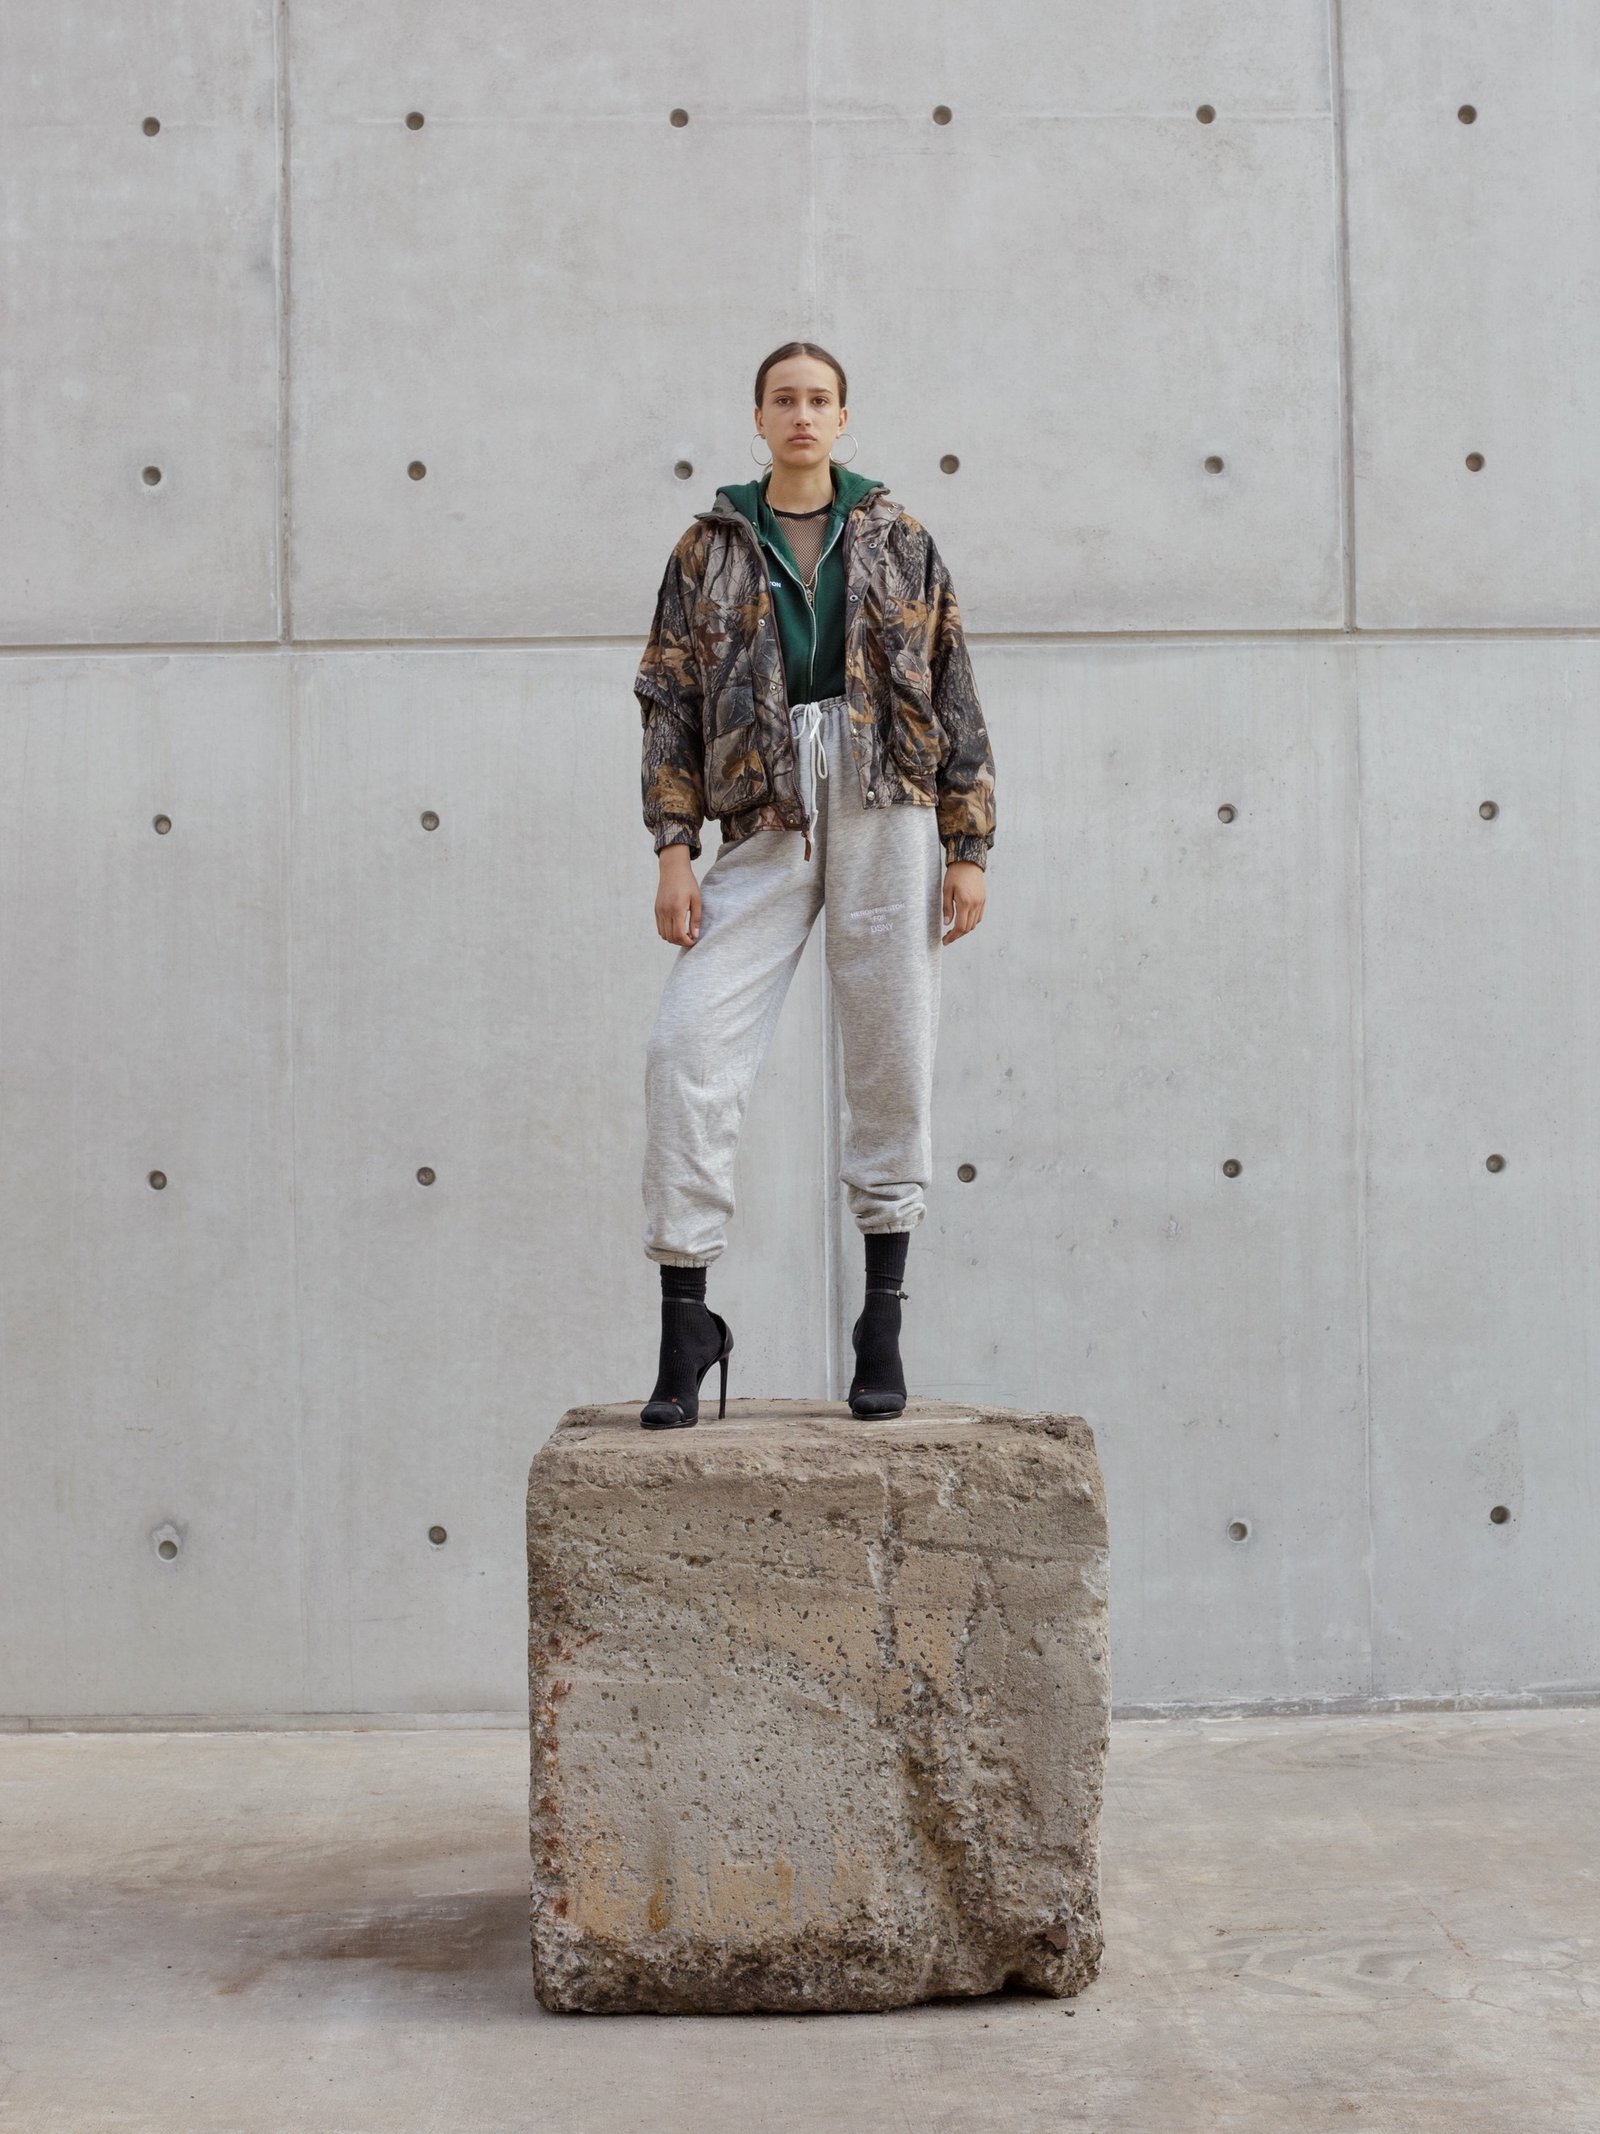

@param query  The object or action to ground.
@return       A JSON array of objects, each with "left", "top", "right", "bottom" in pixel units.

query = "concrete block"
[{"left": 526, "top": 1398, "right": 1109, "bottom": 2015}]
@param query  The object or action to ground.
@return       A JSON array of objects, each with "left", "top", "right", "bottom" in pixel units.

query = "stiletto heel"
[
  {"left": 641, "top": 1305, "right": 734, "bottom": 1430},
  {"left": 848, "top": 1286, "right": 910, "bottom": 1419}
]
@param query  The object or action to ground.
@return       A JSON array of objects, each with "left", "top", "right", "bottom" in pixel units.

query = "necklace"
[{"left": 772, "top": 501, "right": 830, "bottom": 519}]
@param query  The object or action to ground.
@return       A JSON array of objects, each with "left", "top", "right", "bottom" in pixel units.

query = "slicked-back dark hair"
[{"left": 754, "top": 341, "right": 848, "bottom": 411}]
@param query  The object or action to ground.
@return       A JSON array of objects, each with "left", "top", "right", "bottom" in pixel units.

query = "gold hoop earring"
[
  {"left": 750, "top": 434, "right": 773, "bottom": 468},
  {"left": 829, "top": 431, "right": 859, "bottom": 466}
]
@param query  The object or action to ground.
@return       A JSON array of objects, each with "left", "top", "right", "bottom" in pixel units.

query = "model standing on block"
[{"left": 635, "top": 342, "right": 997, "bottom": 1430}]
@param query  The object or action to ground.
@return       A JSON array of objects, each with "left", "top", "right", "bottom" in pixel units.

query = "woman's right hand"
[{"left": 654, "top": 847, "right": 702, "bottom": 947}]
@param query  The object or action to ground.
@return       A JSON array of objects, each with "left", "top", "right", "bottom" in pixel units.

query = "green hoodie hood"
[
  {"left": 712, "top": 466, "right": 886, "bottom": 708},
  {"left": 713, "top": 464, "right": 885, "bottom": 528}
]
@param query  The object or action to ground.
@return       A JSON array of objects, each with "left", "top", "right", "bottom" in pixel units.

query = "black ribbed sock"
[
  {"left": 851, "top": 1237, "right": 909, "bottom": 1410},
  {"left": 661, "top": 1263, "right": 708, "bottom": 1301},
  {"left": 864, "top": 1229, "right": 910, "bottom": 1294}
]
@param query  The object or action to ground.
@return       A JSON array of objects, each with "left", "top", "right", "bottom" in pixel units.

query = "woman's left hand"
[{"left": 941, "top": 861, "right": 986, "bottom": 945}]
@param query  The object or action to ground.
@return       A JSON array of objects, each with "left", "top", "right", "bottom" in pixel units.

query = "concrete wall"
[{"left": 3, "top": 0, "right": 1596, "bottom": 1720}]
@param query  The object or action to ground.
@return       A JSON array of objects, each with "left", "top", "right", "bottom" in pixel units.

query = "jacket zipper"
[
  {"left": 767, "top": 514, "right": 847, "bottom": 859},
  {"left": 710, "top": 500, "right": 868, "bottom": 864}
]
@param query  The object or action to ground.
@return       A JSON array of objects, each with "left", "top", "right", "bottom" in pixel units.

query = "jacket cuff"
[
  {"left": 943, "top": 833, "right": 991, "bottom": 870},
  {"left": 654, "top": 819, "right": 702, "bottom": 862}
]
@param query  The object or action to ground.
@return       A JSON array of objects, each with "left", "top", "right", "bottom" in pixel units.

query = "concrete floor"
[{"left": 0, "top": 1709, "right": 1595, "bottom": 2133}]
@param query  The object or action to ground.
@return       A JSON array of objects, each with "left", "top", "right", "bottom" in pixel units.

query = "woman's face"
[{"left": 755, "top": 356, "right": 848, "bottom": 470}]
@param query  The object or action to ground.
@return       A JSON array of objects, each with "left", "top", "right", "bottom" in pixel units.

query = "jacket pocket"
[
  {"left": 885, "top": 651, "right": 943, "bottom": 782},
  {"left": 706, "top": 722, "right": 772, "bottom": 814},
  {"left": 709, "top": 676, "right": 758, "bottom": 735},
  {"left": 701, "top": 597, "right": 763, "bottom": 734}
]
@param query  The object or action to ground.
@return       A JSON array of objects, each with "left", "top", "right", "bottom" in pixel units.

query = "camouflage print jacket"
[{"left": 636, "top": 482, "right": 996, "bottom": 869}]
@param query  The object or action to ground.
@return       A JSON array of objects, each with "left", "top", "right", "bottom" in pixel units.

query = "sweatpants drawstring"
[{"left": 791, "top": 700, "right": 829, "bottom": 863}]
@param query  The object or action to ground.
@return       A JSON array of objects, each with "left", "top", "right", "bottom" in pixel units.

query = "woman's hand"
[
  {"left": 941, "top": 861, "right": 986, "bottom": 945},
  {"left": 655, "top": 847, "right": 702, "bottom": 946}
]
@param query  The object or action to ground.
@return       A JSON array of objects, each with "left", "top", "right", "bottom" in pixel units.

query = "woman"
[{"left": 635, "top": 341, "right": 996, "bottom": 1429}]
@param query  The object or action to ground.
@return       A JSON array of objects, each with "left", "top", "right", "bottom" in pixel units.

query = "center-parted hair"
[{"left": 754, "top": 341, "right": 848, "bottom": 411}]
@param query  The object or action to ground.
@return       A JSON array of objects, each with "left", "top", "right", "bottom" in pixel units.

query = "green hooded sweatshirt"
[{"left": 715, "top": 466, "right": 885, "bottom": 708}]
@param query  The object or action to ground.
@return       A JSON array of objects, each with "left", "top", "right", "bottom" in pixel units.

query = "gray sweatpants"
[{"left": 642, "top": 693, "right": 944, "bottom": 1268}]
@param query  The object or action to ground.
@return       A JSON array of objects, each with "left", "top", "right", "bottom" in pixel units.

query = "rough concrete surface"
[
  {"left": 1, "top": 1711, "right": 1596, "bottom": 2133},
  {"left": 526, "top": 1399, "right": 1110, "bottom": 2014}
]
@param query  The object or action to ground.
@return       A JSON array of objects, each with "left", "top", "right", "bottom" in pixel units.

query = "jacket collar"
[{"left": 700, "top": 469, "right": 898, "bottom": 575}]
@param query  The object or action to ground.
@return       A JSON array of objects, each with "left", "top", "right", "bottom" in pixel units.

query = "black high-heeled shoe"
[
  {"left": 640, "top": 1299, "right": 734, "bottom": 1430},
  {"left": 848, "top": 1286, "right": 909, "bottom": 1419}
]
